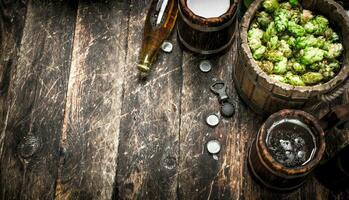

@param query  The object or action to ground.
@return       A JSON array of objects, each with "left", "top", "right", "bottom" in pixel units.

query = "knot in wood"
[
  {"left": 17, "top": 135, "right": 41, "bottom": 159},
  {"left": 162, "top": 156, "right": 176, "bottom": 170}
]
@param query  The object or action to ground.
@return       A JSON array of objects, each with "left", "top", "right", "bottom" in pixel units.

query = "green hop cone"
[
  {"left": 273, "top": 57, "right": 288, "bottom": 74},
  {"left": 275, "top": 9, "right": 289, "bottom": 32},
  {"left": 248, "top": 28, "right": 264, "bottom": 40},
  {"left": 313, "top": 16, "right": 329, "bottom": 35},
  {"left": 253, "top": 46, "right": 267, "bottom": 60},
  {"left": 287, "top": 74, "right": 305, "bottom": 86},
  {"left": 287, "top": 21, "right": 306, "bottom": 37},
  {"left": 267, "top": 36, "right": 279, "bottom": 50},
  {"left": 289, "top": 0, "right": 298, "bottom": 7},
  {"left": 278, "top": 40, "right": 292, "bottom": 58},
  {"left": 270, "top": 74, "right": 288, "bottom": 83},
  {"left": 248, "top": 38, "right": 262, "bottom": 52},
  {"left": 265, "top": 50, "right": 284, "bottom": 62},
  {"left": 300, "top": 10, "right": 313, "bottom": 25},
  {"left": 295, "top": 35, "right": 325, "bottom": 49},
  {"left": 304, "top": 21, "right": 317, "bottom": 33},
  {"left": 287, "top": 36, "right": 296, "bottom": 47},
  {"left": 302, "top": 72, "right": 324, "bottom": 85},
  {"left": 258, "top": 61, "right": 274, "bottom": 74},
  {"left": 324, "top": 28, "right": 339, "bottom": 42},
  {"left": 325, "top": 43, "right": 343, "bottom": 59},
  {"left": 263, "top": 0, "right": 279, "bottom": 13},
  {"left": 300, "top": 47, "right": 325, "bottom": 65},
  {"left": 256, "top": 11, "right": 273, "bottom": 29},
  {"left": 280, "top": 2, "right": 292, "bottom": 9},
  {"left": 262, "top": 22, "right": 277, "bottom": 42},
  {"left": 291, "top": 60, "right": 306, "bottom": 74}
]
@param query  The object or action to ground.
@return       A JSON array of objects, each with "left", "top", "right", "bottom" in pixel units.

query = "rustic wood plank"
[
  {"left": 115, "top": 0, "right": 182, "bottom": 199},
  {"left": 0, "top": 0, "right": 77, "bottom": 199},
  {"left": 177, "top": 30, "right": 256, "bottom": 199},
  {"left": 54, "top": 0, "right": 128, "bottom": 199},
  {"left": 0, "top": 0, "right": 28, "bottom": 155}
]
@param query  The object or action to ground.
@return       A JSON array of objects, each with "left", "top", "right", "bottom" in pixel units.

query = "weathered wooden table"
[{"left": 1, "top": 0, "right": 348, "bottom": 199}]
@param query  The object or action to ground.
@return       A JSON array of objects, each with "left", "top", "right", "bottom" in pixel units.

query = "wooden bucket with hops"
[{"left": 233, "top": 0, "right": 349, "bottom": 116}]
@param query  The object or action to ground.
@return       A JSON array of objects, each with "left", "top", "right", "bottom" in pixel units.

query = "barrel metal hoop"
[
  {"left": 177, "top": 29, "right": 234, "bottom": 55},
  {"left": 248, "top": 141, "right": 306, "bottom": 192},
  {"left": 178, "top": 3, "right": 237, "bottom": 32}
]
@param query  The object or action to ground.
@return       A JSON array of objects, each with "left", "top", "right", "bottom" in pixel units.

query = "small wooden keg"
[
  {"left": 234, "top": 0, "right": 349, "bottom": 116},
  {"left": 248, "top": 110, "right": 326, "bottom": 192},
  {"left": 177, "top": 0, "right": 239, "bottom": 55}
]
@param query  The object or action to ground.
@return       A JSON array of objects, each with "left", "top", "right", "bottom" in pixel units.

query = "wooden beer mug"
[
  {"left": 177, "top": 0, "right": 239, "bottom": 55},
  {"left": 248, "top": 105, "right": 349, "bottom": 192}
]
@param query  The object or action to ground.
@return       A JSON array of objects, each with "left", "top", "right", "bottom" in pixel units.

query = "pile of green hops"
[{"left": 248, "top": 0, "right": 344, "bottom": 86}]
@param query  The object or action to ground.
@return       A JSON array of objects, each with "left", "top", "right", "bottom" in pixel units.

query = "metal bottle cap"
[
  {"left": 207, "top": 140, "right": 221, "bottom": 154},
  {"left": 161, "top": 41, "right": 173, "bottom": 53},
  {"left": 221, "top": 102, "right": 235, "bottom": 118},
  {"left": 206, "top": 114, "right": 220, "bottom": 127},
  {"left": 199, "top": 60, "right": 212, "bottom": 73}
]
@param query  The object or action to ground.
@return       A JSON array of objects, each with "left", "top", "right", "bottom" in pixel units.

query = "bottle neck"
[{"left": 137, "top": 54, "right": 151, "bottom": 73}]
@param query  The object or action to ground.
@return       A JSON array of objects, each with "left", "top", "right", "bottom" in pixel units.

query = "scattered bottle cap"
[
  {"left": 206, "top": 114, "right": 220, "bottom": 127},
  {"left": 221, "top": 102, "right": 235, "bottom": 118},
  {"left": 161, "top": 41, "right": 173, "bottom": 53},
  {"left": 199, "top": 60, "right": 212, "bottom": 73},
  {"left": 207, "top": 140, "right": 221, "bottom": 154}
]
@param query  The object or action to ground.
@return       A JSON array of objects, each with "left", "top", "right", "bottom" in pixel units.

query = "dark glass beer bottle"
[{"left": 137, "top": 0, "right": 178, "bottom": 74}]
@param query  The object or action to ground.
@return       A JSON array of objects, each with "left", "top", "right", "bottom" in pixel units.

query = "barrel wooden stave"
[{"left": 177, "top": 0, "right": 239, "bottom": 55}]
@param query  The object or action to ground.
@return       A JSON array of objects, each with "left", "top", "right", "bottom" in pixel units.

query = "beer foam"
[{"left": 187, "top": 0, "right": 230, "bottom": 18}]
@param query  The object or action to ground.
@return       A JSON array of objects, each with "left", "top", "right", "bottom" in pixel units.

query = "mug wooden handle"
[{"left": 319, "top": 103, "right": 349, "bottom": 132}]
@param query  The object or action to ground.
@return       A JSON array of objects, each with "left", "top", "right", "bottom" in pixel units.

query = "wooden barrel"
[
  {"left": 234, "top": 0, "right": 349, "bottom": 115},
  {"left": 248, "top": 110, "right": 326, "bottom": 192},
  {"left": 177, "top": 0, "right": 239, "bottom": 55}
]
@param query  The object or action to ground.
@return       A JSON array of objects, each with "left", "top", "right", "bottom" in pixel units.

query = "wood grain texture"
[
  {"left": 0, "top": 0, "right": 28, "bottom": 155},
  {"left": 177, "top": 30, "right": 262, "bottom": 200},
  {"left": 115, "top": 0, "right": 182, "bottom": 199},
  {"left": 0, "top": 0, "right": 77, "bottom": 199},
  {"left": 54, "top": 0, "right": 128, "bottom": 199}
]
